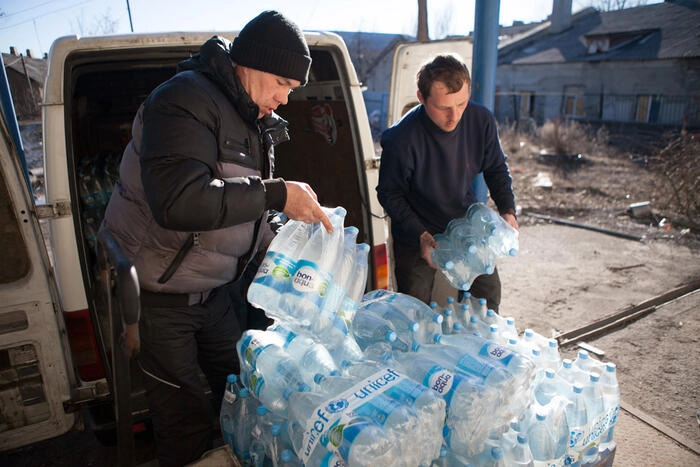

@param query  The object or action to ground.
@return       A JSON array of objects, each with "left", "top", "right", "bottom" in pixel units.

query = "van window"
[{"left": 0, "top": 166, "right": 30, "bottom": 283}]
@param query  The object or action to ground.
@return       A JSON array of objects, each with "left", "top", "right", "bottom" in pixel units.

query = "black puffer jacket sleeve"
[{"left": 140, "top": 73, "right": 267, "bottom": 232}]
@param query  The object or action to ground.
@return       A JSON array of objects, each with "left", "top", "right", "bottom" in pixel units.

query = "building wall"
[{"left": 495, "top": 59, "right": 700, "bottom": 127}]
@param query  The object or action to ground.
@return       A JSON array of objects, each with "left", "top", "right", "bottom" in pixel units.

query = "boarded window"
[{"left": 563, "top": 85, "right": 585, "bottom": 118}]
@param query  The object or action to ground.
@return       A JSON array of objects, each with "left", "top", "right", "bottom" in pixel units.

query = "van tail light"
[
  {"left": 372, "top": 243, "right": 389, "bottom": 290},
  {"left": 63, "top": 309, "right": 106, "bottom": 381}
]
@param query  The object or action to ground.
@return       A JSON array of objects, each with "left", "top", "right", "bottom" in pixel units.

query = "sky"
[{"left": 0, "top": 0, "right": 571, "bottom": 58}]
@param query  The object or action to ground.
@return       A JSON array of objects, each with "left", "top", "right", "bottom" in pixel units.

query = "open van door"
[
  {"left": 0, "top": 63, "right": 75, "bottom": 450},
  {"left": 387, "top": 38, "right": 473, "bottom": 127}
]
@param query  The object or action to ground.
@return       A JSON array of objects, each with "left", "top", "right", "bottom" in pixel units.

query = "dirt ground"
[{"left": 488, "top": 122, "right": 700, "bottom": 456}]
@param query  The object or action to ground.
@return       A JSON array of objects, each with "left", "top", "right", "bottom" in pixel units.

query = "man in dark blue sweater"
[{"left": 377, "top": 54, "right": 518, "bottom": 312}]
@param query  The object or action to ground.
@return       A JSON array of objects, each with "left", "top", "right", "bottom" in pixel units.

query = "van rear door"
[
  {"left": 387, "top": 38, "right": 473, "bottom": 126},
  {"left": 0, "top": 76, "right": 75, "bottom": 450}
]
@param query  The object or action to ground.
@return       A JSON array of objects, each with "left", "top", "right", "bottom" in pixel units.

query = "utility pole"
[{"left": 126, "top": 0, "right": 134, "bottom": 32}]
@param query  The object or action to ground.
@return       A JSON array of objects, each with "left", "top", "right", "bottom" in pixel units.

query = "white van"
[{"left": 0, "top": 31, "right": 389, "bottom": 453}]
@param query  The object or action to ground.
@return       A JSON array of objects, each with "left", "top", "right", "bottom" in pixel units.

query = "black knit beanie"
[{"left": 230, "top": 10, "right": 311, "bottom": 85}]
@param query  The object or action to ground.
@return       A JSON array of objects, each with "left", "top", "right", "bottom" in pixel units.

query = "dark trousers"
[
  {"left": 393, "top": 240, "right": 502, "bottom": 312},
  {"left": 137, "top": 285, "right": 243, "bottom": 467}
]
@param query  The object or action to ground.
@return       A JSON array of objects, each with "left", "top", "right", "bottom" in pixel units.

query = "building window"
[
  {"left": 563, "top": 85, "right": 585, "bottom": 118},
  {"left": 636, "top": 95, "right": 652, "bottom": 122}
]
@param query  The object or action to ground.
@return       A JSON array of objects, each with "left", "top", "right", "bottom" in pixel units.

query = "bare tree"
[
  {"left": 71, "top": 9, "right": 119, "bottom": 37},
  {"left": 432, "top": 3, "right": 455, "bottom": 39},
  {"left": 417, "top": 0, "right": 429, "bottom": 40}
]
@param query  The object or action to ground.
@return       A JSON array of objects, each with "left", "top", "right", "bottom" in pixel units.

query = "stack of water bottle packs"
[
  {"left": 219, "top": 206, "right": 620, "bottom": 466},
  {"left": 431, "top": 202, "right": 519, "bottom": 291}
]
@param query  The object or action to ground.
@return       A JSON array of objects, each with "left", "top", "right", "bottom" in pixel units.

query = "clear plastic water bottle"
[
  {"left": 466, "top": 314, "right": 487, "bottom": 336},
  {"left": 445, "top": 296, "right": 457, "bottom": 316},
  {"left": 431, "top": 445, "right": 472, "bottom": 466},
  {"left": 248, "top": 219, "right": 311, "bottom": 316},
  {"left": 573, "top": 349, "right": 605, "bottom": 378},
  {"left": 284, "top": 207, "right": 346, "bottom": 326},
  {"left": 333, "top": 419, "right": 400, "bottom": 466},
  {"left": 527, "top": 411, "right": 558, "bottom": 467},
  {"left": 279, "top": 448, "right": 302, "bottom": 467},
  {"left": 442, "top": 306, "right": 455, "bottom": 335},
  {"left": 394, "top": 352, "right": 494, "bottom": 457},
  {"left": 230, "top": 387, "right": 257, "bottom": 463},
  {"left": 361, "top": 299, "right": 420, "bottom": 340},
  {"left": 468, "top": 444, "right": 507, "bottom": 467},
  {"left": 565, "top": 384, "right": 589, "bottom": 466},
  {"left": 220, "top": 374, "right": 239, "bottom": 454},
  {"left": 431, "top": 232, "right": 459, "bottom": 274},
  {"left": 337, "top": 243, "right": 371, "bottom": 325},
  {"left": 328, "top": 334, "right": 365, "bottom": 369},
  {"left": 540, "top": 338, "right": 562, "bottom": 372},
  {"left": 382, "top": 377, "right": 446, "bottom": 461},
  {"left": 435, "top": 332, "right": 536, "bottom": 382},
  {"left": 500, "top": 316, "right": 519, "bottom": 342},
  {"left": 557, "top": 358, "right": 580, "bottom": 386},
  {"left": 271, "top": 324, "right": 340, "bottom": 388},
  {"left": 417, "top": 343, "right": 510, "bottom": 388},
  {"left": 250, "top": 405, "right": 275, "bottom": 467},
  {"left": 533, "top": 368, "right": 568, "bottom": 406},
  {"left": 352, "top": 394, "right": 421, "bottom": 464},
  {"left": 581, "top": 372, "right": 605, "bottom": 463},
  {"left": 315, "top": 226, "right": 359, "bottom": 334},
  {"left": 457, "top": 302, "right": 471, "bottom": 327},
  {"left": 471, "top": 297, "right": 488, "bottom": 320},
  {"left": 505, "top": 433, "right": 534, "bottom": 467},
  {"left": 598, "top": 362, "right": 620, "bottom": 453},
  {"left": 351, "top": 309, "right": 398, "bottom": 350},
  {"left": 237, "top": 330, "right": 311, "bottom": 415}
]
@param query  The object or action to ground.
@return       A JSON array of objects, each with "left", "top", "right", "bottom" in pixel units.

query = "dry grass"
[{"left": 499, "top": 119, "right": 699, "bottom": 247}]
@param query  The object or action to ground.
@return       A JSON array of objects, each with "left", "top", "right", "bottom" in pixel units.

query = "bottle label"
[
  {"left": 383, "top": 378, "right": 429, "bottom": 410},
  {"left": 423, "top": 365, "right": 473, "bottom": 408},
  {"left": 424, "top": 365, "right": 455, "bottom": 397},
  {"left": 252, "top": 251, "right": 296, "bottom": 286},
  {"left": 299, "top": 367, "right": 407, "bottom": 466},
  {"left": 455, "top": 353, "right": 494, "bottom": 382},
  {"left": 478, "top": 342, "right": 515, "bottom": 366},
  {"left": 290, "top": 259, "right": 331, "bottom": 307},
  {"left": 352, "top": 395, "right": 404, "bottom": 428},
  {"left": 583, "top": 412, "right": 608, "bottom": 446}
]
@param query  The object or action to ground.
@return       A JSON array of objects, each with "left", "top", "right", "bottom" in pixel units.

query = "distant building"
[
  {"left": 496, "top": 0, "right": 700, "bottom": 128},
  {"left": 2, "top": 47, "right": 47, "bottom": 122}
]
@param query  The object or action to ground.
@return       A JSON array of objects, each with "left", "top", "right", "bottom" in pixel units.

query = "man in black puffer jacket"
[{"left": 101, "top": 10, "right": 331, "bottom": 465}]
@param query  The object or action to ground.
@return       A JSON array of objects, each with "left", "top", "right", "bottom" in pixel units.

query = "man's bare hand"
[
  {"left": 502, "top": 212, "right": 519, "bottom": 231},
  {"left": 283, "top": 181, "right": 333, "bottom": 232},
  {"left": 420, "top": 230, "right": 439, "bottom": 269}
]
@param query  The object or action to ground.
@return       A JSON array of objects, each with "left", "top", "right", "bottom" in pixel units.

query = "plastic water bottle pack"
[
  {"left": 431, "top": 202, "right": 519, "bottom": 290},
  {"left": 230, "top": 207, "right": 618, "bottom": 466}
]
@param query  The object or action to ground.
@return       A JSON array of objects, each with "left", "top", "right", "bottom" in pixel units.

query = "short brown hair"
[{"left": 417, "top": 54, "right": 470, "bottom": 99}]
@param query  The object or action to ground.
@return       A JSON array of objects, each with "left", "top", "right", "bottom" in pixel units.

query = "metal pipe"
[
  {"left": 524, "top": 211, "right": 645, "bottom": 242},
  {"left": 471, "top": 0, "right": 501, "bottom": 203}
]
